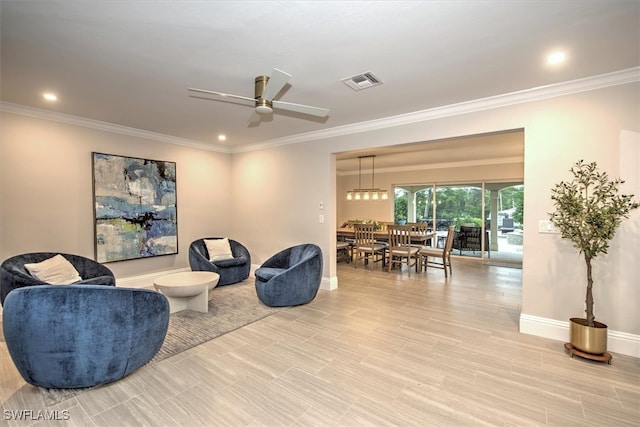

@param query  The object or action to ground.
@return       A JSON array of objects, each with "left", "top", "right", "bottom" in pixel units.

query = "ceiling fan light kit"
[
  {"left": 255, "top": 99, "right": 273, "bottom": 115},
  {"left": 189, "top": 68, "right": 329, "bottom": 120}
]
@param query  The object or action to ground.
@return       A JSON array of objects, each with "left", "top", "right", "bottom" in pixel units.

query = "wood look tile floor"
[{"left": 2, "top": 260, "right": 639, "bottom": 426}]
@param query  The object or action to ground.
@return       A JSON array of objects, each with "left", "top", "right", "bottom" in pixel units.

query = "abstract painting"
[{"left": 92, "top": 152, "right": 177, "bottom": 263}]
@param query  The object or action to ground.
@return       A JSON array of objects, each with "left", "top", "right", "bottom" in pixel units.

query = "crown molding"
[
  {"left": 337, "top": 156, "right": 524, "bottom": 176},
  {"left": 2, "top": 67, "right": 638, "bottom": 155},
  {"left": 235, "top": 67, "right": 640, "bottom": 153},
  {"left": 0, "top": 101, "right": 232, "bottom": 154}
]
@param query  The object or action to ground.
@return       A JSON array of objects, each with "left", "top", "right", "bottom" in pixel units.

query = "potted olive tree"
[{"left": 549, "top": 160, "right": 639, "bottom": 355}]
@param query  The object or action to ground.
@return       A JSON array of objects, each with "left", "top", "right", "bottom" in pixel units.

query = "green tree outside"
[{"left": 394, "top": 184, "right": 524, "bottom": 229}]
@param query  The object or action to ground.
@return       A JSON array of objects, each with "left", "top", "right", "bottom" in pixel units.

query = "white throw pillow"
[
  {"left": 24, "top": 254, "right": 82, "bottom": 285},
  {"left": 204, "top": 238, "right": 234, "bottom": 261}
]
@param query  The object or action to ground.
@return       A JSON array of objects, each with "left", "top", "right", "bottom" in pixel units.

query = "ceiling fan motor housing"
[{"left": 254, "top": 76, "right": 273, "bottom": 114}]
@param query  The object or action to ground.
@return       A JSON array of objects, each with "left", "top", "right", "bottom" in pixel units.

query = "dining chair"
[
  {"left": 409, "top": 222, "right": 432, "bottom": 247},
  {"left": 337, "top": 240, "right": 352, "bottom": 263},
  {"left": 418, "top": 225, "right": 455, "bottom": 277},
  {"left": 353, "top": 223, "right": 386, "bottom": 270},
  {"left": 387, "top": 225, "right": 419, "bottom": 274}
]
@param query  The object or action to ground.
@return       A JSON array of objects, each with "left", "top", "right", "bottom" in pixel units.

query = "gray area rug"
[
  {"left": 151, "top": 279, "right": 281, "bottom": 363},
  {"left": 38, "top": 280, "right": 281, "bottom": 406}
]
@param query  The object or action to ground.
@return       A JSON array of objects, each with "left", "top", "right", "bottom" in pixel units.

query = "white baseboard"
[
  {"left": 322, "top": 276, "right": 338, "bottom": 291},
  {"left": 520, "top": 314, "right": 640, "bottom": 358}
]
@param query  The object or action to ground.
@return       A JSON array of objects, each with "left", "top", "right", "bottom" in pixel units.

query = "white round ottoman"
[{"left": 153, "top": 271, "right": 220, "bottom": 314}]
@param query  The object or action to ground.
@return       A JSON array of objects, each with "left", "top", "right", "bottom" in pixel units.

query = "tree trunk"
[{"left": 584, "top": 255, "right": 595, "bottom": 327}]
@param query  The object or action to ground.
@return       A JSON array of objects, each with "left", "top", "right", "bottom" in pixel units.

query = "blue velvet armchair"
[
  {"left": 254, "top": 243, "right": 323, "bottom": 307},
  {"left": 2, "top": 284, "right": 169, "bottom": 389},
  {"left": 189, "top": 238, "right": 251, "bottom": 286},
  {"left": 1, "top": 252, "right": 116, "bottom": 306}
]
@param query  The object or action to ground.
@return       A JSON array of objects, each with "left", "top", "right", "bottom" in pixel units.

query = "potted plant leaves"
[{"left": 549, "top": 160, "right": 639, "bottom": 357}]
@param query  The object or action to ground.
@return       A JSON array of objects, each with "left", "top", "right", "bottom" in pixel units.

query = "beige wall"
[
  {"left": 230, "top": 141, "right": 335, "bottom": 278},
  {"left": 1, "top": 81, "right": 638, "bottom": 352},
  {"left": 0, "top": 112, "right": 232, "bottom": 279}
]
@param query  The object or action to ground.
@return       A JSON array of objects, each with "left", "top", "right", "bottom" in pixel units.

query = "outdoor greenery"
[
  {"left": 394, "top": 190, "right": 408, "bottom": 222},
  {"left": 501, "top": 186, "right": 524, "bottom": 224},
  {"left": 549, "top": 160, "right": 639, "bottom": 327},
  {"left": 394, "top": 184, "right": 524, "bottom": 229}
]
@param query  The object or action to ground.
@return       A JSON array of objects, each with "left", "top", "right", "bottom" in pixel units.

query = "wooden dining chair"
[
  {"left": 418, "top": 225, "right": 455, "bottom": 277},
  {"left": 409, "top": 222, "right": 432, "bottom": 248},
  {"left": 353, "top": 223, "right": 386, "bottom": 270},
  {"left": 387, "top": 225, "right": 419, "bottom": 274},
  {"left": 337, "top": 240, "right": 352, "bottom": 263}
]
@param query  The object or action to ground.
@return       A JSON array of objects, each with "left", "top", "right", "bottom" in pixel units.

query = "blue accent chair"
[
  {"left": 189, "top": 238, "right": 251, "bottom": 286},
  {"left": 254, "top": 243, "right": 323, "bottom": 307},
  {"left": 1, "top": 252, "right": 115, "bottom": 306},
  {"left": 2, "top": 284, "right": 169, "bottom": 389}
]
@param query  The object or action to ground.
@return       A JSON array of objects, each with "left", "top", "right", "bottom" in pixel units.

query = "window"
[{"left": 394, "top": 182, "right": 523, "bottom": 262}]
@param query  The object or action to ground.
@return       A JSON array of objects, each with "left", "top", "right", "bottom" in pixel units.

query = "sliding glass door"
[
  {"left": 394, "top": 181, "right": 523, "bottom": 263},
  {"left": 434, "top": 184, "right": 484, "bottom": 229},
  {"left": 486, "top": 183, "right": 524, "bottom": 263}
]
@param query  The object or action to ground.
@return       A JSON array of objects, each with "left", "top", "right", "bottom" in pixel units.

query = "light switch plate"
[{"left": 538, "top": 220, "right": 559, "bottom": 233}]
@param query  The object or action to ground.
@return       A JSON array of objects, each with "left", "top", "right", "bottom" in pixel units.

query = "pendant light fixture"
[{"left": 346, "top": 155, "right": 388, "bottom": 201}]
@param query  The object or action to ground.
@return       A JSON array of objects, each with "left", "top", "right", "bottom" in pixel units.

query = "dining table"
[{"left": 337, "top": 227, "right": 437, "bottom": 245}]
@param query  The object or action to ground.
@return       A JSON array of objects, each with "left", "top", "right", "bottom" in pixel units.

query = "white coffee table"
[{"left": 153, "top": 271, "right": 220, "bottom": 314}]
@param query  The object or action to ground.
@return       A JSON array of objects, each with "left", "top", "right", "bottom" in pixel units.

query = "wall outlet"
[{"left": 538, "top": 220, "right": 559, "bottom": 233}]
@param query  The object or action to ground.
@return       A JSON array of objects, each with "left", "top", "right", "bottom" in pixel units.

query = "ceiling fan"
[{"left": 188, "top": 68, "right": 329, "bottom": 119}]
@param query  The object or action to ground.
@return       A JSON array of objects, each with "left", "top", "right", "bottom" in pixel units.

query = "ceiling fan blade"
[
  {"left": 261, "top": 68, "right": 291, "bottom": 101},
  {"left": 272, "top": 100, "right": 329, "bottom": 117},
  {"left": 188, "top": 87, "right": 254, "bottom": 103}
]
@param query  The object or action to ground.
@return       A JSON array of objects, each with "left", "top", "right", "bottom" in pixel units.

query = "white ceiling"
[{"left": 1, "top": 1, "right": 638, "bottom": 169}]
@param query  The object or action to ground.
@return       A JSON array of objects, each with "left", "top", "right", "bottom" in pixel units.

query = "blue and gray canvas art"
[{"left": 93, "top": 153, "right": 177, "bottom": 263}]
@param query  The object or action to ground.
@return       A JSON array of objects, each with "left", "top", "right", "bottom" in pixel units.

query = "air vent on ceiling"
[{"left": 341, "top": 72, "right": 383, "bottom": 91}]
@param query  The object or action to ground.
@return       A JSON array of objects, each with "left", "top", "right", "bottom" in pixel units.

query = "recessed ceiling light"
[
  {"left": 42, "top": 92, "right": 58, "bottom": 101},
  {"left": 547, "top": 51, "right": 567, "bottom": 66},
  {"left": 218, "top": 134, "right": 226, "bottom": 141}
]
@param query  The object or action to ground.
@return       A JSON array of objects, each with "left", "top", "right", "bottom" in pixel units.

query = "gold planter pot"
[{"left": 569, "top": 317, "right": 608, "bottom": 355}]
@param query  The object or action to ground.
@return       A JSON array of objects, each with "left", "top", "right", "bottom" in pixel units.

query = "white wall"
[{"left": 0, "top": 112, "right": 233, "bottom": 279}]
